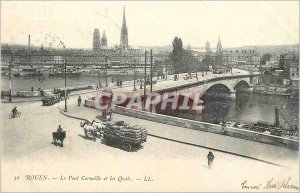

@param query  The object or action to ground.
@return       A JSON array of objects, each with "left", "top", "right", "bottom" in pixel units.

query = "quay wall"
[
  {"left": 84, "top": 99, "right": 298, "bottom": 150},
  {"left": 1, "top": 78, "right": 157, "bottom": 97}
]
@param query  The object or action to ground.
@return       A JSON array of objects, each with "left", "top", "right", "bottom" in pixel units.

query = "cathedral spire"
[
  {"left": 217, "top": 36, "right": 222, "bottom": 54},
  {"left": 122, "top": 6, "right": 126, "bottom": 29},
  {"left": 120, "top": 6, "right": 128, "bottom": 50},
  {"left": 101, "top": 30, "right": 107, "bottom": 47}
]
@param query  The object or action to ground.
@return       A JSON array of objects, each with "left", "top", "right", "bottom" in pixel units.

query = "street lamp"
[
  {"left": 64, "top": 49, "right": 67, "bottom": 112},
  {"left": 8, "top": 49, "right": 13, "bottom": 102},
  {"left": 150, "top": 49, "right": 153, "bottom": 92},
  {"left": 164, "top": 58, "right": 168, "bottom": 80},
  {"left": 56, "top": 38, "right": 67, "bottom": 112},
  {"left": 105, "top": 57, "right": 108, "bottom": 87},
  {"left": 133, "top": 59, "right": 137, "bottom": 91}
]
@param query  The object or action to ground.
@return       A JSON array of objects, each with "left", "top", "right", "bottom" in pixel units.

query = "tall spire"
[
  {"left": 101, "top": 30, "right": 107, "bottom": 47},
  {"left": 217, "top": 36, "right": 222, "bottom": 54},
  {"left": 120, "top": 6, "right": 128, "bottom": 50},
  {"left": 122, "top": 6, "right": 126, "bottom": 29}
]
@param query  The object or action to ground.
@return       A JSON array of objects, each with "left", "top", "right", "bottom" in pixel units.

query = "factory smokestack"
[
  {"left": 28, "top": 35, "right": 31, "bottom": 53},
  {"left": 28, "top": 35, "right": 31, "bottom": 65}
]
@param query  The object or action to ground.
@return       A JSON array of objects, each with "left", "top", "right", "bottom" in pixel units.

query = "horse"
[
  {"left": 80, "top": 121, "right": 98, "bottom": 141},
  {"left": 52, "top": 131, "right": 66, "bottom": 147},
  {"left": 91, "top": 120, "right": 106, "bottom": 137}
]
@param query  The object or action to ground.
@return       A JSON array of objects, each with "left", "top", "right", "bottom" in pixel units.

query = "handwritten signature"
[{"left": 241, "top": 177, "right": 299, "bottom": 191}]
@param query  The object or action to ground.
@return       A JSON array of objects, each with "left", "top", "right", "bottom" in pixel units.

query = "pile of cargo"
[{"left": 102, "top": 121, "right": 147, "bottom": 148}]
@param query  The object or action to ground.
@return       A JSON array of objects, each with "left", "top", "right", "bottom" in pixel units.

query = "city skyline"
[{"left": 1, "top": 1, "right": 299, "bottom": 49}]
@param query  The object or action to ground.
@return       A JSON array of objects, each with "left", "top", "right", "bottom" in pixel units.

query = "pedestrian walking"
[
  {"left": 207, "top": 151, "right": 215, "bottom": 169},
  {"left": 78, "top": 96, "right": 82, "bottom": 106}
]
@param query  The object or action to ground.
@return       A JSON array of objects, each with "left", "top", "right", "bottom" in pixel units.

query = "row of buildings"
[
  {"left": 262, "top": 52, "right": 299, "bottom": 88},
  {"left": 1, "top": 7, "right": 158, "bottom": 68},
  {"left": 193, "top": 37, "right": 261, "bottom": 71}
]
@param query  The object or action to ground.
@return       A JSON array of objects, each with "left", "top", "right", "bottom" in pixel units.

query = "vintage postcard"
[{"left": 0, "top": 1, "right": 299, "bottom": 192}]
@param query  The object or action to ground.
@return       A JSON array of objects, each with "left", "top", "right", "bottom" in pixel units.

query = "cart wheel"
[
  {"left": 122, "top": 143, "right": 131, "bottom": 151},
  {"left": 106, "top": 138, "right": 111, "bottom": 145}
]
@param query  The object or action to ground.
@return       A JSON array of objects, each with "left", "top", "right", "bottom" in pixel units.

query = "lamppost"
[
  {"left": 164, "top": 58, "right": 168, "bottom": 80},
  {"left": 105, "top": 57, "right": 108, "bottom": 87},
  {"left": 98, "top": 70, "right": 101, "bottom": 87},
  {"left": 97, "top": 57, "right": 101, "bottom": 87},
  {"left": 150, "top": 49, "right": 153, "bottom": 92},
  {"left": 143, "top": 50, "right": 147, "bottom": 110},
  {"left": 8, "top": 48, "right": 13, "bottom": 102},
  {"left": 133, "top": 59, "right": 137, "bottom": 91},
  {"left": 56, "top": 38, "right": 67, "bottom": 112},
  {"left": 64, "top": 49, "right": 67, "bottom": 112}
]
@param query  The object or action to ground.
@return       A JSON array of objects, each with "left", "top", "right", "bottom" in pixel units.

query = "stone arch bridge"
[{"left": 155, "top": 73, "right": 259, "bottom": 99}]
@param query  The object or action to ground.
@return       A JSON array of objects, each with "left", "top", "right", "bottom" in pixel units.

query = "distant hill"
[{"left": 137, "top": 45, "right": 173, "bottom": 54}]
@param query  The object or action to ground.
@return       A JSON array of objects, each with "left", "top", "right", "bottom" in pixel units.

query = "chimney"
[{"left": 28, "top": 35, "right": 31, "bottom": 54}]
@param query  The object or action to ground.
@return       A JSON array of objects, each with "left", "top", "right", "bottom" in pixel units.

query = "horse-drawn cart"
[
  {"left": 41, "top": 95, "right": 60, "bottom": 106},
  {"left": 102, "top": 121, "right": 147, "bottom": 151}
]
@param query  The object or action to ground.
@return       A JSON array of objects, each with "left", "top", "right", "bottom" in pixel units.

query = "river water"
[
  {"left": 160, "top": 92, "right": 299, "bottom": 128},
  {"left": 1, "top": 75, "right": 299, "bottom": 127},
  {"left": 1, "top": 75, "right": 139, "bottom": 91}
]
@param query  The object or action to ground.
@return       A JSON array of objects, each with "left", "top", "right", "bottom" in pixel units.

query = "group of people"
[
  {"left": 96, "top": 82, "right": 102, "bottom": 90},
  {"left": 116, "top": 81, "right": 123, "bottom": 87},
  {"left": 53, "top": 88, "right": 70, "bottom": 100}
]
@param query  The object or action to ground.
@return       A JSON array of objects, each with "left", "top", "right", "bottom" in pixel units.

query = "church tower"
[
  {"left": 215, "top": 36, "right": 223, "bottom": 67},
  {"left": 206, "top": 41, "right": 210, "bottom": 53},
  {"left": 93, "top": 28, "right": 101, "bottom": 52},
  {"left": 120, "top": 7, "right": 128, "bottom": 50},
  {"left": 101, "top": 30, "right": 107, "bottom": 47}
]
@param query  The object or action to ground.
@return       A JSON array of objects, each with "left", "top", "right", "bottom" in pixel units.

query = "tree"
[
  {"left": 171, "top": 37, "right": 184, "bottom": 73},
  {"left": 170, "top": 36, "right": 198, "bottom": 74},
  {"left": 261, "top": 53, "right": 272, "bottom": 65},
  {"left": 202, "top": 55, "right": 211, "bottom": 70},
  {"left": 182, "top": 49, "right": 197, "bottom": 73}
]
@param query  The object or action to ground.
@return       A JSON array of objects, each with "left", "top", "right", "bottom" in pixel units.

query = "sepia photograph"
[{"left": 0, "top": 1, "right": 299, "bottom": 192}]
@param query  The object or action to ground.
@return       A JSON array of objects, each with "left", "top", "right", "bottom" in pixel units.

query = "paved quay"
[
  {"left": 63, "top": 100, "right": 299, "bottom": 168},
  {"left": 1, "top": 92, "right": 298, "bottom": 192}
]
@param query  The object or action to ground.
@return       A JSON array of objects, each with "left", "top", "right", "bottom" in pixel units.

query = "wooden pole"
[
  {"left": 150, "top": 49, "right": 153, "bottom": 92},
  {"left": 64, "top": 50, "right": 67, "bottom": 112},
  {"left": 144, "top": 50, "right": 147, "bottom": 110}
]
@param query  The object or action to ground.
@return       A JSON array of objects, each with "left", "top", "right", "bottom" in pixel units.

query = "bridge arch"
[
  {"left": 155, "top": 93, "right": 203, "bottom": 114},
  {"left": 201, "top": 83, "right": 233, "bottom": 99},
  {"left": 234, "top": 80, "right": 251, "bottom": 92}
]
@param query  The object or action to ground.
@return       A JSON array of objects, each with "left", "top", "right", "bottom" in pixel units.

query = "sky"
[{"left": 1, "top": 1, "right": 299, "bottom": 49}]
